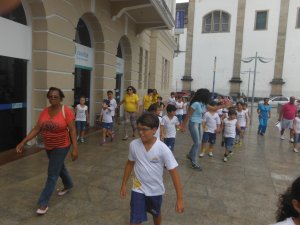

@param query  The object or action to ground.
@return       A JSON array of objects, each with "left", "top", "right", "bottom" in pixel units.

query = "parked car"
[
  {"left": 259, "top": 96, "right": 289, "bottom": 107},
  {"left": 176, "top": 91, "right": 192, "bottom": 99}
]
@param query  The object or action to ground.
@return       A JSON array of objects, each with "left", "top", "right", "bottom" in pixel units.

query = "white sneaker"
[
  {"left": 36, "top": 206, "right": 48, "bottom": 215},
  {"left": 223, "top": 157, "right": 228, "bottom": 162},
  {"left": 280, "top": 135, "right": 285, "bottom": 140},
  {"left": 199, "top": 153, "right": 205, "bottom": 158},
  {"left": 208, "top": 152, "right": 213, "bottom": 157},
  {"left": 293, "top": 148, "right": 299, "bottom": 153},
  {"left": 290, "top": 138, "right": 294, "bottom": 143}
]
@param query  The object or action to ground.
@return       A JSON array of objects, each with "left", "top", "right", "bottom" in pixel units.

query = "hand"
[
  {"left": 16, "top": 142, "right": 25, "bottom": 154},
  {"left": 175, "top": 199, "right": 184, "bottom": 214},
  {"left": 120, "top": 185, "right": 126, "bottom": 199},
  {"left": 71, "top": 147, "right": 78, "bottom": 161}
]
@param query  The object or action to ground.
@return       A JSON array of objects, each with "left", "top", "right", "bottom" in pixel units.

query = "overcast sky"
[{"left": 176, "top": 0, "right": 189, "bottom": 3}]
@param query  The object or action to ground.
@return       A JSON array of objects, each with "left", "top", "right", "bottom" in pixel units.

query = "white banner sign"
[
  {"left": 116, "top": 57, "right": 124, "bottom": 74},
  {"left": 75, "top": 43, "right": 94, "bottom": 70}
]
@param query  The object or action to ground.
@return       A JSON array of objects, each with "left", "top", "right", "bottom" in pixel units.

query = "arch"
[
  {"left": 202, "top": 10, "right": 231, "bottom": 33},
  {"left": 118, "top": 35, "right": 132, "bottom": 88}
]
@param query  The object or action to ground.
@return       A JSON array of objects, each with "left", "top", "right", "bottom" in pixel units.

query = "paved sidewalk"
[{"left": 1, "top": 109, "right": 300, "bottom": 225}]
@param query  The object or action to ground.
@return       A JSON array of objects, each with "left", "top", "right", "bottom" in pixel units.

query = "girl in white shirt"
[
  {"left": 75, "top": 96, "right": 89, "bottom": 143},
  {"left": 236, "top": 102, "right": 248, "bottom": 146},
  {"left": 100, "top": 99, "right": 113, "bottom": 144},
  {"left": 176, "top": 97, "right": 184, "bottom": 125},
  {"left": 271, "top": 176, "right": 300, "bottom": 225}
]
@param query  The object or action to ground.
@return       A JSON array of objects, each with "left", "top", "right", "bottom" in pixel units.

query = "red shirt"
[
  {"left": 282, "top": 103, "right": 297, "bottom": 120},
  {"left": 38, "top": 106, "right": 74, "bottom": 150}
]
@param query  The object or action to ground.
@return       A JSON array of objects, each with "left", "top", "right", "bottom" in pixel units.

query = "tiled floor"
[{"left": 0, "top": 109, "right": 299, "bottom": 225}]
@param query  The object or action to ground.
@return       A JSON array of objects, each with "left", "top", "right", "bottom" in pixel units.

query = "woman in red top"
[{"left": 16, "top": 87, "right": 78, "bottom": 215}]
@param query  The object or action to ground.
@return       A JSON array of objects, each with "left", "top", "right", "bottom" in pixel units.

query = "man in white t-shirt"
[{"left": 120, "top": 113, "right": 184, "bottom": 225}]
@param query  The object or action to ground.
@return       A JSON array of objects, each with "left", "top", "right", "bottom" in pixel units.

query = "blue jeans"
[
  {"left": 187, "top": 121, "right": 202, "bottom": 165},
  {"left": 258, "top": 117, "right": 268, "bottom": 134},
  {"left": 164, "top": 138, "right": 175, "bottom": 152},
  {"left": 38, "top": 147, "right": 73, "bottom": 206}
]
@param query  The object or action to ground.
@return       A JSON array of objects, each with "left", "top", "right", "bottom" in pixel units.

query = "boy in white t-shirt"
[
  {"left": 161, "top": 104, "right": 180, "bottom": 152},
  {"left": 293, "top": 110, "right": 300, "bottom": 153},
  {"left": 176, "top": 96, "right": 184, "bottom": 125},
  {"left": 107, "top": 90, "right": 117, "bottom": 123},
  {"left": 120, "top": 113, "right": 184, "bottom": 225},
  {"left": 199, "top": 102, "right": 221, "bottom": 157},
  {"left": 221, "top": 108, "right": 243, "bottom": 162},
  {"left": 236, "top": 102, "right": 248, "bottom": 146},
  {"left": 75, "top": 96, "right": 89, "bottom": 143},
  {"left": 100, "top": 99, "right": 113, "bottom": 144}
]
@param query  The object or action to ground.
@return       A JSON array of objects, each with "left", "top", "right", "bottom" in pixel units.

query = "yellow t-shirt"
[
  {"left": 124, "top": 94, "right": 139, "bottom": 112},
  {"left": 143, "top": 95, "right": 153, "bottom": 110},
  {"left": 152, "top": 94, "right": 159, "bottom": 103}
]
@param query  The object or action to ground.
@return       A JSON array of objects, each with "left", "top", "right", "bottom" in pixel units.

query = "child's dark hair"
[
  {"left": 236, "top": 102, "right": 242, "bottom": 107},
  {"left": 47, "top": 87, "right": 65, "bottom": 100},
  {"left": 157, "top": 96, "right": 163, "bottom": 101},
  {"left": 209, "top": 101, "right": 217, "bottom": 107},
  {"left": 103, "top": 99, "right": 110, "bottom": 106},
  {"left": 137, "top": 113, "right": 159, "bottom": 129},
  {"left": 107, "top": 90, "right": 113, "bottom": 94},
  {"left": 147, "top": 89, "right": 153, "bottom": 94},
  {"left": 242, "top": 102, "right": 248, "bottom": 107},
  {"left": 276, "top": 177, "right": 300, "bottom": 222},
  {"left": 166, "top": 104, "right": 177, "bottom": 113},
  {"left": 170, "top": 92, "right": 175, "bottom": 96},
  {"left": 228, "top": 108, "right": 237, "bottom": 116},
  {"left": 148, "top": 103, "right": 160, "bottom": 113},
  {"left": 297, "top": 109, "right": 300, "bottom": 113}
]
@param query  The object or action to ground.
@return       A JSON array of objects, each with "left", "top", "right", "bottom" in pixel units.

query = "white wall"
[
  {"left": 191, "top": 0, "right": 238, "bottom": 95},
  {"left": 241, "top": 0, "right": 281, "bottom": 97},
  {"left": 282, "top": 0, "right": 300, "bottom": 97},
  {"left": 172, "top": 28, "right": 187, "bottom": 91},
  {"left": 0, "top": 18, "right": 31, "bottom": 60}
]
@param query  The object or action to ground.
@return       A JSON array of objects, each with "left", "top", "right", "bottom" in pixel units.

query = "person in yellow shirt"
[
  {"left": 143, "top": 89, "right": 153, "bottom": 112},
  {"left": 152, "top": 89, "right": 160, "bottom": 103},
  {"left": 118, "top": 86, "right": 139, "bottom": 140}
]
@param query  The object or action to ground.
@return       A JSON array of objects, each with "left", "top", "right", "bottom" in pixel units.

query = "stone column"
[
  {"left": 229, "top": 0, "right": 246, "bottom": 96},
  {"left": 181, "top": 0, "right": 195, "bottom": 91},
  {"left": 270, "top": 0, "right": 290, "bottom": 96}
]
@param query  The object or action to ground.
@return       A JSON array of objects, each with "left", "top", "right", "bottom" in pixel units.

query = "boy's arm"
[
  {"left": 160, "top": 124, "right": 165, "bottom": 140},
  {"left": 168, "top": 168, "right": 184, "bottom": 213},
  {"left": 85, "top": 110, "right": 89, "bottom": 124},
  {"left": 120, "top": 160, "right": 135, "bottom": 199}
]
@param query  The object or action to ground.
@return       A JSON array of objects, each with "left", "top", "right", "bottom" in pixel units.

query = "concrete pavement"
[{"left": 1, "top": 108, "right": 300, "bottom": 225}]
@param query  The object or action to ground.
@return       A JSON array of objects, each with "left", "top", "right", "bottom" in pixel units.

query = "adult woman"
[
  {"left": 257, "top": 98, "right": 271, "bottom": 136},
  {"left": 182, "top": 88, "right": 226, "bottom": 171},
  {"left": 118, "top": 86, "right": 139, "bottom": 140},
  {"left": 16, "top": 87, "right": 78, "bottom": 215}
]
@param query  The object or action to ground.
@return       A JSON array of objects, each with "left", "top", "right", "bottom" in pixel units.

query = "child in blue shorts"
[
  {"left": 221, "top": 108, "right": 243, "bottom": 162},
  {"left": 100, "top": 99, "right": 113, "bottom": 144},
  {"left": 120, "top": 113, "right": 184, "bottom": 225}
]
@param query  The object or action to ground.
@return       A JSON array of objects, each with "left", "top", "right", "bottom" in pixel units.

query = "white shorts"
[{"left": 281, "top": 119, "right": 293, "bottom": 129}]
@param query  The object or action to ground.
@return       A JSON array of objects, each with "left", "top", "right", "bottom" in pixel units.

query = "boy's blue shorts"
[
  {"left": 102, "top": 122, "right": 113, "bottom": 129},
  {"left": 76, "top": 121, "right": 87, "bottom": 131},
  {"left": 130, "top": 191, "right": 162, "bottom": 224},
  {"left": 224, "top": 137, "right": 235, "bottom": 151},
  {"left": 202, "top": 132, "right": 216, "bottom": 144}
]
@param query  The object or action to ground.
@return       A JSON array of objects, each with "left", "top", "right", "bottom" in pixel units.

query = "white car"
[{"left": 259, "top": 96, "right": 289, "bottom": 106}]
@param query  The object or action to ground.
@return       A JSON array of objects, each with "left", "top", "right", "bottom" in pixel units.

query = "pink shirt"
[{"left": 282, "top": 103, "right": 297, "bottom": 120}]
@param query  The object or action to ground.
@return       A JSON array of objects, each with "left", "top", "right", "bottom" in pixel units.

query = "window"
[
  {"left": 297, "top": 8, "right": 300, "bottom": 28},
  {"left": 203, "top": 11, "right": 230, "bottom": 33},
  {"left": 255, "top": 11, "right": 268, "bottom": 30}
]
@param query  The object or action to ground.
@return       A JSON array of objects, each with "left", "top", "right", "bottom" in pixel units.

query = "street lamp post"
[
  {"left": 241, "top": 52, "right": 272, "bottom": 125},
  {"left": 240, "top": 68, "right": 256, "bottom": 103},
  {"left": 212, "top": 56, "right": 217, "bottom": 100}
]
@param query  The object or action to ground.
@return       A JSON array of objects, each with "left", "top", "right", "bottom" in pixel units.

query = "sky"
[{"left": 176, "top": 0, "right": 189, "bottom": 3}]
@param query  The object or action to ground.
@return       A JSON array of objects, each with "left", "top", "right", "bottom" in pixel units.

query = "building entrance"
[{"left": 0, "top": 56, "right": 27, "bottom": 151}]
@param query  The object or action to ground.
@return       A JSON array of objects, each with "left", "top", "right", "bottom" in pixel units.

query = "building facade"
[
  {"left": 173, "top": 0, "right": 300, "bottom": 98},
  {"left": 0, "top": 0, "right": 176, "bottom": 151}
]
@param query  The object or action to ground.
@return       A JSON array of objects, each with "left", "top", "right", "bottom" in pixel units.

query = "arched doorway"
[
  {"left": 0, "top": 3, "right": 31, "bottom": 151},
  {"left": 74, "top": 18, "right": 93, "bottom": 112}
]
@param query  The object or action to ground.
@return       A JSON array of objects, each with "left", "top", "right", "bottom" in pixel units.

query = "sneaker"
[
  {"left": 36, "top": 206, "right": 48, "bottom": 215},
  {"left": 259, "top": 132, "right": 264, "bottom": 136},
  {"left": 80, "top": 138, "right": 84, "bottom": 143},
  {"left": 208, "top": 152, "right": 213, "bottom": 157},
  {"left": 199, "top": 153, "right": 205, "bottom": 158},
  {"left": 228, "top": 151, "right": 233, "bottom": 156},
  {"left": 192, "top": 163, "right": 202, "bottom": 171},
  {"left": 280, "top": 135, "right": 285, "bottom": 140},
  {"left": 122, "top": 135, "right": 129, "bottom": 140},
  {"left": 223, "top": 157, "right": 228, "bottom": 162},
  {"left": 293, "top": 148, "right": 299, "bottom": 153},
  {"left": 186, "top": 154, "right": 192, "bottom": 162},
  {"left": 57, "top": 188, "right": 71, "bottom": 196},
  {"left": 290, "top": 138, "right": 294, "bottom": 143}
]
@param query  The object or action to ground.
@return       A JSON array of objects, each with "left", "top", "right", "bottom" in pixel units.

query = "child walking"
[
  {"left": 236, "top": 102, "right": 248, "bottom": 146},
  {"left": 161, "top": 104, "right": 180, "bottom": 152},
  {"left": 148, "top": 103, "right": 163, "bottom": 140},
  {"left": 293, "top": 110, "right": 300, "bottom": 153},
  {"left": 175, "top": 96, "right": 184, "bottom": 125},
  {"left": 199, "top": 102, "right": 221, "bottom": 157},
  {"left": 222, "top": 108, "right": 243, "bottom": 162},
  {"left": 75, "top": 96, "right": 89, "bottom": 143},
  {"left": 120, "top": 113, "right": 184, "bottom": 225},
  {"left": 100, "top": 99, "right": 113, "bottom": 144},
  {"left": 157, "top": 96, "right": 165, "bottom": 117}
]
